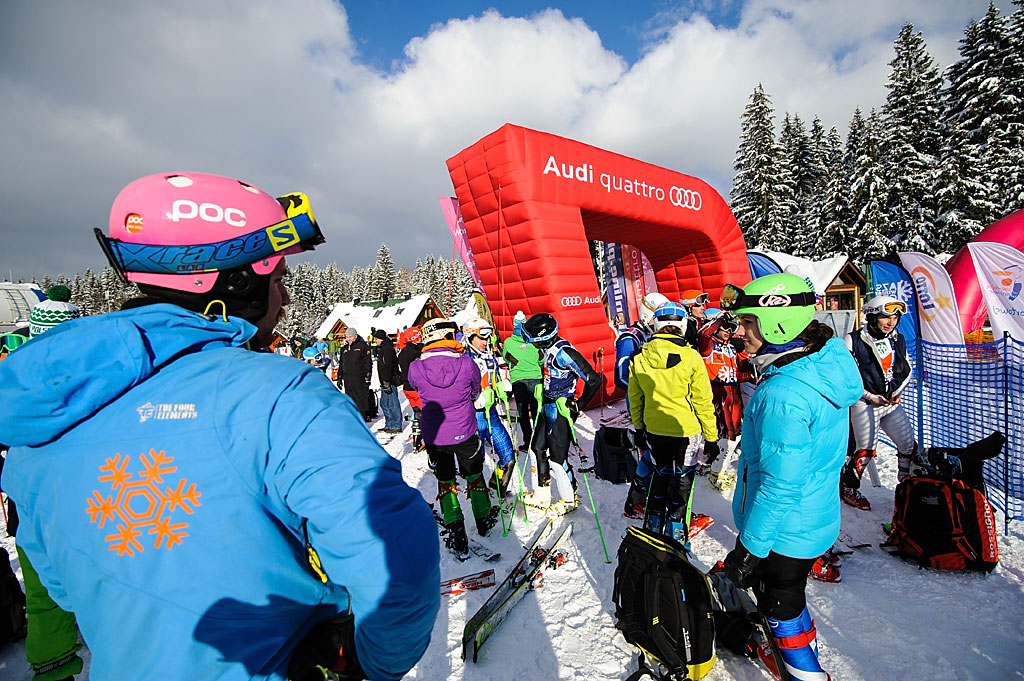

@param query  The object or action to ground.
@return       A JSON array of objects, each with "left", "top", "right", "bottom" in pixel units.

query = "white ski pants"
[{"left": 850, "top": 400, "right": 915, "bottom": 456}]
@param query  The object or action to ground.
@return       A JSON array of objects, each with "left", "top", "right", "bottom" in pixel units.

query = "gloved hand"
[
  {"left": 567, "top": 398, "right": 580, "bottom": 421},
  {"left": 723, "top": 538, "right": 761, "bottom": 590},
  {"left": 381, "top": 381, "right": 393, "bottom": 394},
  {"left": 287, "top": 612, "right": 365, "bottom": 681},
  {"left": 498, "top": 379, "right": 513, "bottom": 396},
  {"left": 632, "top": 428, "right": 649, "bottom": 452},
  {"left": 702, "top": 440, "right": 721, "bottom": 466}
]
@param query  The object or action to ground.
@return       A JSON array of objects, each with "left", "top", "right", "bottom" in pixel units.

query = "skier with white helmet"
[
  {"left": 0, "top": 172, "right": 440, "bottom": 681},
  {"left": 614, "top": 291, "right": 668, "bottom": 518},
  {"left": 463, "top": 317, "right": 516, "bottom": 508},
  {"left": 840, "top": 295, "right": 918, "bottom": 511},
  {"left": 628, "top": 302, "right": 719, "bottom": 542}
]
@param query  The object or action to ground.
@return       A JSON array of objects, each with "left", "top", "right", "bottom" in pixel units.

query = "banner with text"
[
  {"left": 898, "top": 251, "right": 965, "bottom": 346},
  {"left": 439, "top": 197, "right": 483, "bottom": 290},
  {"left": 869, "top": 260, "right": 919, "bottom": 342},
  {"left": 968, "top": 242, "right": 1024, "bottom": 341},
  {"left": 603, "top": 242, "right": 629, "bottom": 330},
  {"left": 620, "top": 245, "right": 644, "bottom": 324}
]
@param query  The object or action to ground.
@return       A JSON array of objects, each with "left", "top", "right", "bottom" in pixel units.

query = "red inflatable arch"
[{"left": 446, "top": 124, "right": 750, "bottom": 399}]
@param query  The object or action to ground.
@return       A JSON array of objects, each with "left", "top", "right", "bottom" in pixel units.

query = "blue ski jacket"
[
  {"left": 732, "top": 338, "right": 862, "bottom": 560},
  {"left": 0, "top": 304, "right": 439, "bottom": 681}
]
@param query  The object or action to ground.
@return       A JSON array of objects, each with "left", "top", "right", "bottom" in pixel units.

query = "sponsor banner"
[
  {"left": 603, "top": 243, "right": 629, "bottom": 329},
  {"left": 640, "top": 252, "right": 658, "bottom": 296},
  {"left": 541, "top": 155, "right": 703, "bottom": 213},
  {"left": 439, "top": 197, "right": 483, "bottom": 290},
  {"left": 869, "top": 260, "right": 919, "bottom": 342},
  {"left": 620, "top": 245, "right": 644, "bottom": 324},
  {"left": 967, "top": 242, "right": 1024, "bottom": 341},
  {"left": 899, "top": 252, "right": 965, "bottom": 347}
]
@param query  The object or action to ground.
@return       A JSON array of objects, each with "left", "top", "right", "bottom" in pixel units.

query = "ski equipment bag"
[
  {"left": 593, "top": 425, "right": 638, "bottom": 484},
  {"left": 883, "top": 476, "right": 998, "bottom": 572},
  {"left": 613, "top": 526, "right": 716, "bottom": 680},
  {"left": 0, "top": 547, "right": 26, "bottom": 648}
]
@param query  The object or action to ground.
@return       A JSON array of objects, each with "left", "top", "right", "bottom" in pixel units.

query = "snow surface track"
[{"left": 2, "top": 406, "right": 1022, "bottom": 680}]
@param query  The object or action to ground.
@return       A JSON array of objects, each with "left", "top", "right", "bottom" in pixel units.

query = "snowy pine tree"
[
  {"left": 882, "top": 23, "right": 943, "bottom": 254},
  {"left": 730, "top": 84, "right": 780, "bottom": 249},
  {"left": 848, "top": 110, "right": 894, "bottom": 263},
  {"left": 368, "top": 243, "right": 396, "bottom": 303},
  {"left": 817, "top": 126, "right": 850, "bottom": 258},
  {"left": 778, "top": 113, "right": 822, "bottom": 255},
  {"left": 935, "top": 118, "right": 998, "bottom": 253}
]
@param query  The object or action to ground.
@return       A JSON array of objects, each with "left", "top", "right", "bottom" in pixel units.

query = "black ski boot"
[
  {"left": 476, "top": 506, "right": 499, "bottom": 537},
  {"left": 444, "top": 519, "right": 470, "bottom": 562}
]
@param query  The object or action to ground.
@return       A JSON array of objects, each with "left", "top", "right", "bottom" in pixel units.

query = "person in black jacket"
[
  {"left": 338, "top": 327, "right": 374, "bottom": 422},
  {"left": 373, "top": 329, "right": 403, "bottom": 433},
  {"left": 397, "top": 327, "right": 425, "bottom": 448}
]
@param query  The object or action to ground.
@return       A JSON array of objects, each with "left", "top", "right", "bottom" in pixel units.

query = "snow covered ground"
[{"left": 2, "top": 404, "right": 1023, "bottom": 680}]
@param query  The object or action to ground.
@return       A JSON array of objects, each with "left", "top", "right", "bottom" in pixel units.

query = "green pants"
[{"left": 16, "top": 546, "right": 83, "bottom": 681}]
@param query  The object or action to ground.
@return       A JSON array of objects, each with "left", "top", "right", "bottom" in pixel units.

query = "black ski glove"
[
  {"left": 723, "top": 538, "right": 761, "bottom": 590},
  {"left": 567, "top": 398, "right": 580, "bottom": 421},
  {"left": 287, "top": 612, "right": 365, "bottom": 681},
  {"left": 703, "top": 440, "right": 721, "bottom": 466},
  {"left": 632, "top": 429, "right": 649, "bottom": 452}
]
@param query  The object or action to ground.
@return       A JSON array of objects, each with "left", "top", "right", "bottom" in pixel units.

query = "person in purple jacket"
[{"left": 407, "top": 318, "right": 496, "bottom": 561}]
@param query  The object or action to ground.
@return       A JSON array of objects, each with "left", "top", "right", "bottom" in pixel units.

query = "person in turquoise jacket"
[
  {"left": 720, "top": 274, "right": 861, "bottom": 681},
  {"left": 0, "top": 172, "right": 439, "bottom": 681}
]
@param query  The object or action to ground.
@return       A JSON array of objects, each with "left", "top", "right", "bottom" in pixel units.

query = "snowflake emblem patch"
[{"left": 86, "top": 449, "right": 201, "bottom": 556}]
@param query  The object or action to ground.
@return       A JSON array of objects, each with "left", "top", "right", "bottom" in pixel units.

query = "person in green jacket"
[
  {"left": 502, "top": 310, "right": 543, "bottom": 452},
  {"left": 628, "top": 302, "right": 719, "bottom": 542}
]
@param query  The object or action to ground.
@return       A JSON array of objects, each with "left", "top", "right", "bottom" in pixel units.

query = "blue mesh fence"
[{"left": 889, "top": 335, "right": 1023, "bottom": 533}]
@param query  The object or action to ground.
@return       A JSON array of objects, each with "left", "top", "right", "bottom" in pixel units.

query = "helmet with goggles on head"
[
  {"left": 638, "top": 292, "right": 670, "bottom": 327},
  {"left": 863, "top": 295, "right": 907, "bottom": 319},
  {"left": 95, "top": 172, "right": 324, "bottom": 322},
  {"left": 521, "top": 313, "right": 559, "bottom": 349},
  {"left": 721, "top": 273, "right": 816, "bottom": 345},
  {"left": 679, "top": 289, "right": 710, "bottom": 310},
  {"left": 651, "top": 302, "right": 690, "bottom": 333},
  {"left": 462, "top": 317, "right": 494, "bottom": 341},
  {"left": 422, "top": 318, "right": 460, "bottom": 344}
]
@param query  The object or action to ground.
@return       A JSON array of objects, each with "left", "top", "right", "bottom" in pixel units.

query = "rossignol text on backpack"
[
  {"left": 612, "top": 526, "right": 716, "bottom": 680},
  {"left": 883, "top": 477, "right": 998, "bottom": 572},
  {"left": 593, "top": 426, "right": 638, "bottom": 484}
]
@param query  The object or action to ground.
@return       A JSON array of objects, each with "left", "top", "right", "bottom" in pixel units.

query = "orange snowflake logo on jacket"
[{"left": 85, "top": 449, "right": 201, "bottom": 556}]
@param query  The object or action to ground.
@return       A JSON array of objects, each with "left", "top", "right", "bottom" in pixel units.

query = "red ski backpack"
[{"left": 884, "top": 477, "right": 998, "bottom": 572}]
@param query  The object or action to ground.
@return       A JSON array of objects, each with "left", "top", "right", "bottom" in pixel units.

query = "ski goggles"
[
  {"left": 720, "top": 283, "right": 817, "bottom": 311},
  {"left": 95, "top": 192, "right": 325, "bottom": 278},
  {"left": 878, "top": 301, "right": 908, "bottom": 316},
  {"left": 682, "top": 293, "right": 710, "bottom": 306}
]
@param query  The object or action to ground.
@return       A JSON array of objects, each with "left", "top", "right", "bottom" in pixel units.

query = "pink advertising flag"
[
  {"left": 439, "top": 197, "right": 483, "bottom": 290},
  {"left": 967, "top": 242, "right": 1024, "bottom": 341},
  {"left": 899, "top": 251, "right": 965, "bottom": 346}
]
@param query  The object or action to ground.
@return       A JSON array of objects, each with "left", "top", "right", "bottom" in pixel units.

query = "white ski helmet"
[
  {"left": 863, "top": 295, "right": 907, "bottom": 318},
  {"left": 422, "top": 318, "right": 459, "bottom": 343},
  {"left": 639, "top": 292, "right": 670, "bottom": 326},
  {"left": 462, "top": 317, "right": 494, "bottom": 340}
]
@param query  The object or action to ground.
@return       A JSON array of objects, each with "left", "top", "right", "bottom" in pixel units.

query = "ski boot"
[
  {"left": 443, "top": 519, "right": 470, "bottom": 562},
  {"left": 840, "top": 484, "right": 871, "bottom": 511},
  {"left": 689, "top": 513, "right": 715, "bottom": 539},
  {"left": 809, "top": 556, "right": 841, "bottom": 583},
  {"left": 764, "top": 608, "right": 833, "bottom": 681},
  {"left": 493, "top": 459, "right": 516, "bottom": 498},
  {"left": 475, "top": 505, "right": 499, "bottom": 537}
]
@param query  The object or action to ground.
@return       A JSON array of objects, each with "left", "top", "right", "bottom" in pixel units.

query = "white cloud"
[{"left": 0, "top": 0, "right": 1010, "bottom": 278}]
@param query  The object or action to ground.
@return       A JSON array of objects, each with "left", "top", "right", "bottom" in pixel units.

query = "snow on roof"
[
  {"left": 314, "top": 293, "right": 434, "bottom": 339},
  {"left": 0, "top": 282, "right": 45, "bottom": 333},
  {"left": 750, "top": 251, "right": 849, "bottom": 295}
]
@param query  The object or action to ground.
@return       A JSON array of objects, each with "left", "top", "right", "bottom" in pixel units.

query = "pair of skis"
[{"left": 461, "top": 518, "right": 572, "bottom": 663}]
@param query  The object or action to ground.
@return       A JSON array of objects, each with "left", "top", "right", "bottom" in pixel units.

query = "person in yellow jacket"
[{"left": 628, "top": 302, "right": 719, "bottom": 543}]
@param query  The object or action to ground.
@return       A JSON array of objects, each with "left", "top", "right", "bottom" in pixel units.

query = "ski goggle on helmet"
[
  {"left": 422, "top": 318, "right": 460, "bottom": 344},
  {"left": 95, "top": 172, "right": 325, "bottom": 293},
  {"left": 463, "top": 317, "right": 494, "bottom": 339},
  {"left": 863, "top": 296, "right": 907, "bottom": 318},
  {"left": 721, "top": 273, "right": 817, "bottom": 344},
  {"left": 679, "top": 290, "right": 710, "bottom": 307},
  {"left": 638, "top": 292, "right": 669, "bottom": 326},
  {"left": 522, "top": 313, "right": 559, "bottom": 348},
  {"left": 652, "top": 302, "right": 689, "bottom": 333}
]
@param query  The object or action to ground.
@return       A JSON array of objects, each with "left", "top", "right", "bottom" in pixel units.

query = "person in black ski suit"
[
  {"left": 372, "top": 329, "right": 403, "bottom": 433},
  {"left": 338, "top": 327, "right": 373, "bottom": 422}
]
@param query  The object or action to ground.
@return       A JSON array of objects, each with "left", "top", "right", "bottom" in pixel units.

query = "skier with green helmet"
[{"left": 719, "top": 273, "right": 861, "bottom": 681}]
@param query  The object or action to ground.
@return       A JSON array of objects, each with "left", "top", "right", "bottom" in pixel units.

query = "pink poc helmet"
[{"left": 96, "top": 172, "right": 324, "bottom": 321}]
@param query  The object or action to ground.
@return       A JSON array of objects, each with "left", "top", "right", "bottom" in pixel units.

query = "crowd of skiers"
[{"left": 0, "top": 169, "right": 926, "bottom": 681}]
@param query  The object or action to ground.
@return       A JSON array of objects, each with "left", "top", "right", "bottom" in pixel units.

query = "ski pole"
[{"left": 556, "top": 397, "right": 611, "bottom": 564}]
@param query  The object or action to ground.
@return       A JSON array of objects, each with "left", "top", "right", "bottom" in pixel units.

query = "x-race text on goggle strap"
[{"left": 96, "top": 211, "right": 324, "bottom": 277}]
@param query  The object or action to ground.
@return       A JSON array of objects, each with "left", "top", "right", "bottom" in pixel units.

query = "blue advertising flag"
[
  {"left": 869, "top": 260, "right": 919, "bottom": 344},
  {"left": 748, "top": 252, "right": 782, "bottom": 279},
  {"left": 603, "top": 243, "right": 629, "bottom": 330}
]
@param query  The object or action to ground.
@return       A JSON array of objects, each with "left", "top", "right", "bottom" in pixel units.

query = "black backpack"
[
  {"left": 613, "top": 526, "right": 716, "bottom": 680},
  {"left": 0, "top": 547, "right": 26, "bottom": 648},
  {"left": 593, "top": 426, "right": 638, "bottom": 484}
]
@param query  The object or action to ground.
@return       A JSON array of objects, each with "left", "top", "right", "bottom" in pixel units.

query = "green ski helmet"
[{"left": 720, "top": 273, "right": 817, "bottom": 345}]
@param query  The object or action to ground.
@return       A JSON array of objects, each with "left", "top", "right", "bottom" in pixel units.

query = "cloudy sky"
[{"left": 0, "top": 0, "right": 1010, "bottom": 279}]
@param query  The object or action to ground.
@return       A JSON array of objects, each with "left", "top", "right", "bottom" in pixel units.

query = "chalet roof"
[{"left": 314, "top": 293, "right": 435, "bottom": 339}]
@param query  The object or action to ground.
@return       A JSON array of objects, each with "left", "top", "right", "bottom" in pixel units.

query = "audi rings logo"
[
  {"left": 758, "top": 294, "right": 791, "bottom": 307},
  {"left": 669, "top": 186, "right": 702, "bottom": 211},
  {"left": 561, "top": 296, "right": 583, "bottom": 307}
]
